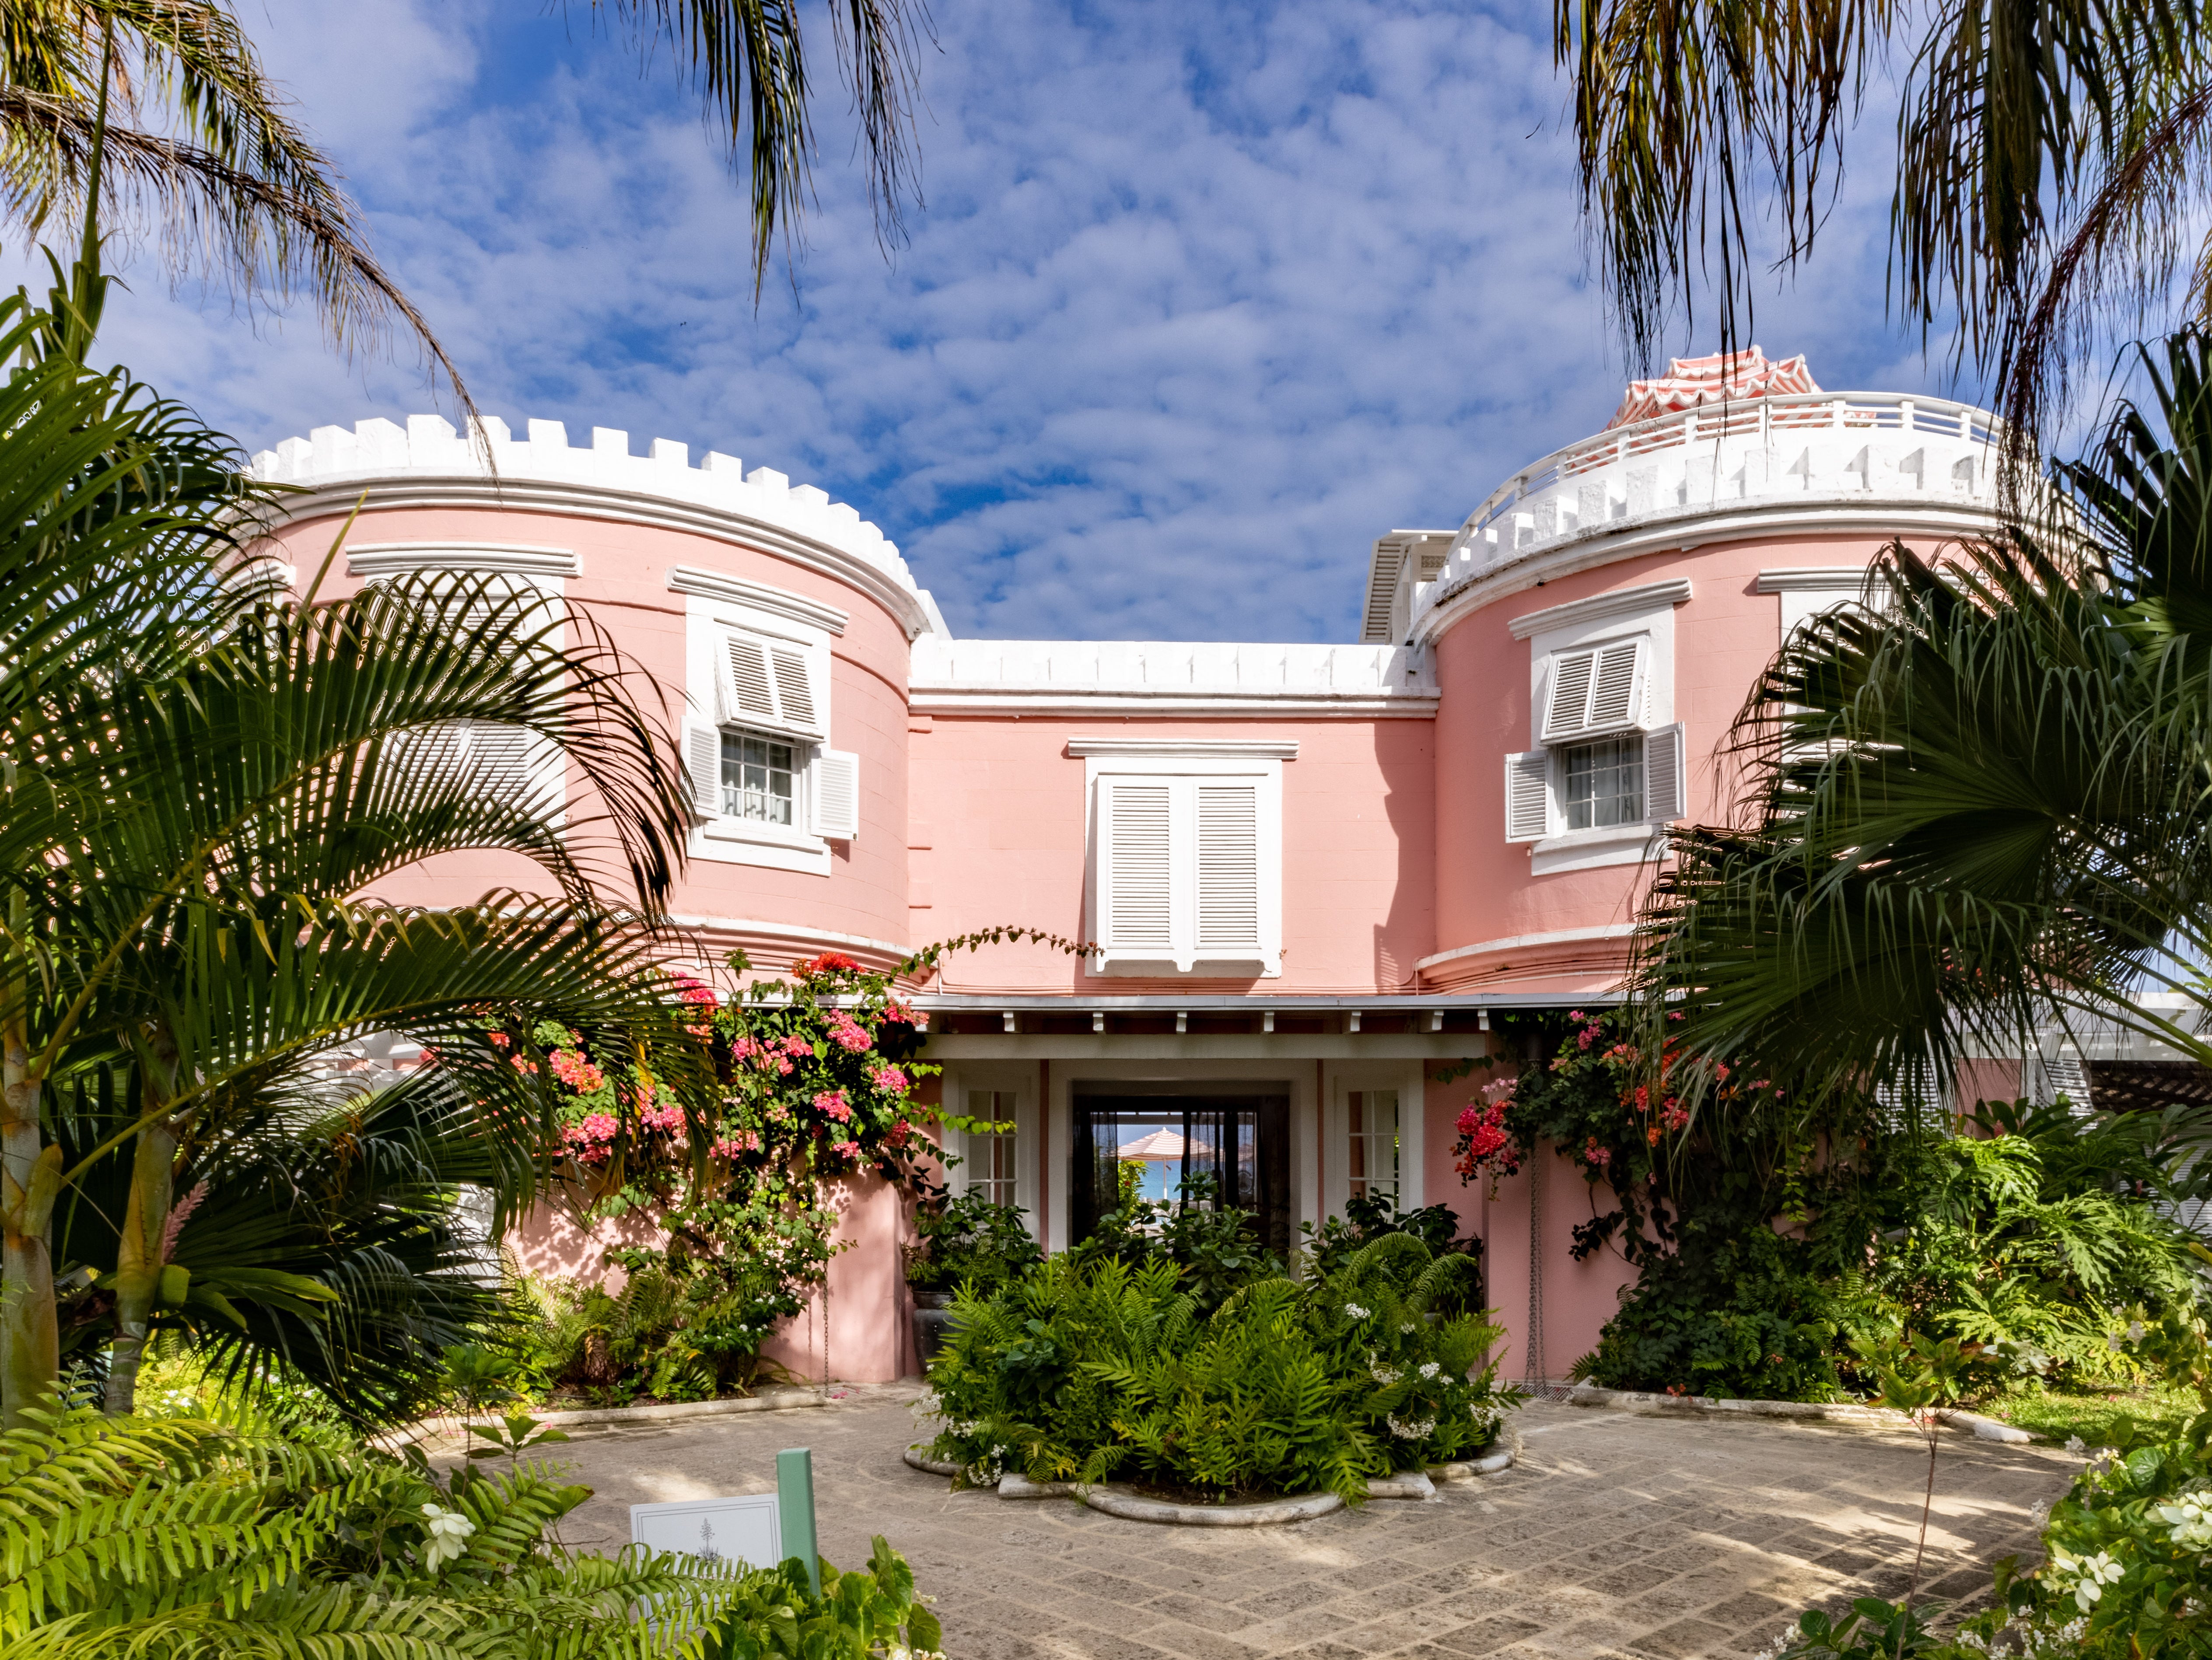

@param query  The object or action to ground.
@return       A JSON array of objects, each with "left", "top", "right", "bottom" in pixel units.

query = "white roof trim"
[
  {"left": 346, "top": 542, "right": 579, "bottom": 579},
  {"left": 1507, "top": 578, "right": 1694, "bottom": 641},
  {"left": 1065, "top": 739, "right": 1299, "bottom": 760},
  {"left": 668, "top": 566, "right": 849, "bottom": 635}
]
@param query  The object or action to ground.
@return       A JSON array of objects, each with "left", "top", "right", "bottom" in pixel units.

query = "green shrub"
[
  {"left": 924, "top": 1233, "right": 1517, "bottom": 1502},
  {"left": 1572, "top": 1228, "right": 1853, "bottom": 1401},
  {"left": 1073, "top": 1173, "right": 1284, "bottom": 1315},
  {"left": 511, "top": 1259, "right": 802, "bottom": 1406},
  {"left": 1300, "top": 1192, "right": 1484, "bottom": 1307},
  {"left": 0, "top": 1400, "right": 942, "bottom": 1660},
  {"left": 903, "top": 1190, "right": 1044, "bottom": 1300}
]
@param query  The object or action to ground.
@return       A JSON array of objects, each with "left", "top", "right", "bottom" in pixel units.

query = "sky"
[{"left": 45, "top": 1, "right": 1988, "bottom": 642}]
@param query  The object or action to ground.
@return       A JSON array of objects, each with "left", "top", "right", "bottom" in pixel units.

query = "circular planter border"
[
  {"left": 903, "top": 1423, "right": 1525, "bottom": 1522},
  {"left": 1561, "top": 1384, "right": 2032, "bottom": 1443}
]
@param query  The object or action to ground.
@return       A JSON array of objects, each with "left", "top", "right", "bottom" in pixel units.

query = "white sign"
[{"left": 630, "top": 1495, "right": 781, "bottom": 1568}]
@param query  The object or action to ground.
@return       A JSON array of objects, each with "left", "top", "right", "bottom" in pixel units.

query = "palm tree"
[
  {"left": 1556, "top": 0, "right": 2212, "bottom": 451},
  {"left": 1629, "top": 326, "right": 2212, "bottom": 1128},
  {"left": 0, "top": 1, "right": 927, "bottom": 404}
]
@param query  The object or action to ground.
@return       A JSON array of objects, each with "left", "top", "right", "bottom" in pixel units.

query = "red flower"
[{"left": 796, "top": 951, "right": 864, "bottom": 976}]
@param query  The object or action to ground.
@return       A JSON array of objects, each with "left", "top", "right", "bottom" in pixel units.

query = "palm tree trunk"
[
  {"left": 105, "top": 1027, "right": 180, "bottom": 1416},
  {"left": 1, "top": 965, "right": 60, "bottom": 1429}
]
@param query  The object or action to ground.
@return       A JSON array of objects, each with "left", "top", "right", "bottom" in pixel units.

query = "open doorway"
[{"left": 1070, "top": 1087, "right": 1291, "bottom": 1254}]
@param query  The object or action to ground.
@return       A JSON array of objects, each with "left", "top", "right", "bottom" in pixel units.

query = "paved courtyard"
[{"left": 538, "top": 1389, "right": 2078, "bottom": 1660}]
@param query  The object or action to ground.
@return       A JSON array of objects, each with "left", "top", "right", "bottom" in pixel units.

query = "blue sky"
[{"left": 69, "top": 1, "right": 1980, "bottom": 641}]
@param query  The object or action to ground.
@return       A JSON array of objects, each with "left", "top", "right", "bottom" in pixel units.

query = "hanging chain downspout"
[{"left": 1522, "top": 1156, "right": 1546, "bottom": 1395}]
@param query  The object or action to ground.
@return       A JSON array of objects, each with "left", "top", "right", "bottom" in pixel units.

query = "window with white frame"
[
  {"left": 962, "top": 1089, "right": 1019, "bottom": 1206},
  {"left": 1080, "top": 745, "right": 1288, "bottom": 977},
  {"left": 679, "top": 585, "right": 861, "bottom": 870},
  {"left": 1505, "top": 633, "right": 1685, "bottom": 848},
  {"left": 353, "top": 556, "right": 571, "bottom": 820},
  {"left": 1345, "top": 1089, "right": 1399, "bottom": 1204}
]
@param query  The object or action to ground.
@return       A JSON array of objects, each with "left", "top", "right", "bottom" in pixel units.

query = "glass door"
[{"left": 1071, "top": 1094, "right": 1289, "bottom": 1253}]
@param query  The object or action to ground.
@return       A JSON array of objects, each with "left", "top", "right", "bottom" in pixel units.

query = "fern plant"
[
  {"left": 0, "top": 1401, "right": 908, "bottom": 1660},
  {"left": 924, "top": 1233, "right": 1516, "bottom": 1502}
]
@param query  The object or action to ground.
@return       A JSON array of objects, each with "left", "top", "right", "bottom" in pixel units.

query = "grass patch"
[{"left": 1970, "top": 1382, "right": 2200, "bottom": 1446}]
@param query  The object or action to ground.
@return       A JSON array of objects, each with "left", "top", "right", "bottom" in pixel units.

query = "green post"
[{"left": 776, "top": 1446, "right": 820, "bottom": 1597}]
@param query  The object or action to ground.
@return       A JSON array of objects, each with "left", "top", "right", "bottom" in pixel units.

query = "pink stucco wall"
[
  {"left": 911, "top": 717, "right": 1434, "bottom": 994},
  {"left": 1426, "top": 534, "right": 1900, "bottom": 994},
  {"left": 268, "top": 502, "right": 917, "bottom": 958}
]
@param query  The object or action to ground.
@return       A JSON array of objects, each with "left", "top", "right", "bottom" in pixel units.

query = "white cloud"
[{"left": 24, "top": 0, "right": 1980, "bottom": 641}]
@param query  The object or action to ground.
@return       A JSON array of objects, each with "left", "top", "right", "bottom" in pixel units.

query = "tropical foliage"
[
  {"left": 923, "top": 1234, "right": 1514, "bottom": 1503},
  {"left": 1474, "top": 1014, "right": 2208, "bottom": 1402},
  {"left": 0, "top": 1398, "right": 942, "bottom": 1660},
  {"left": 1630, "top": 327, "right": 2212, "bottom": 1141},
  {"left": 1554, "top": 0, "right": 2212, "bottom": 445},
  {"left": 903, "top": 1189, "right": 1044, "bottom": 1302}
]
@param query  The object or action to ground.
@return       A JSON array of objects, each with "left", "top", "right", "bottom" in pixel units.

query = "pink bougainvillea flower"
[
  {"left": 487, "top": 1031, "right": 510, "bottom": 1049},
  {"left": 778, "top": 1034, "right": 812, "bottom": 1058},
  {"left": 830, "top": 1139, "right": 862, "bottom": 1159},
  {"left": 869, "top": 1064, "right": 908, "bottom": 1094},
  {"left": 813, "top": 1089, "right": 853, "bottom": 1122},
  {"left": 827, "top": 1012, "right": 873, "bottom": 1053}
]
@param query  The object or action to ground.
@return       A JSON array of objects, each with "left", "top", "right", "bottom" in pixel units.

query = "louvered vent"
[
  {"left": 1195, "top": 784, "right": 1261, "bottom": 953},
  {"left": 1106, "top": 783, "right": 1175, "bottom": 951}
]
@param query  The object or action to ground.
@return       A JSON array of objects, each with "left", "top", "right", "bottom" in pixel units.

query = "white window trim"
[
  {"left": 1084, "top": 753, "right": 1286, "bottom": 978},
  {"left": 1755, "top": 567, "right": 1886, "bottom": 644},
  {"left": 942, "top": 1070, "right": 1040, "bottom": 1230},
  {"left": 1511, "top": 583, "right": 1690, "bottom": 874},
  {"left": 352, "top": 548, "right": 572, "bottom": 823},
  {"left": 683, "top": 586, "right": 843, "bottom": 875},
  {"left": 1323, "top": 1065, "right": 1424, "bottom": 1220}
]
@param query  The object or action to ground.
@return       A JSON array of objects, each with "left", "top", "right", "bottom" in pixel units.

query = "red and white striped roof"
[{"left": 1606, "top": 347, "right": 1821, "bottom": 431}]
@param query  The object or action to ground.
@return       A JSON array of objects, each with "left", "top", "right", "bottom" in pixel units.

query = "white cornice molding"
[
  {"left": 909, "top": 689, "right": 1439, "bottom": 719},
  {"left": 1506, "top": 578, "right": 1693, "bottom": 641},
  {"left": 263, "top": 474, "right": 939, "bottom": 641},
  {"left": 346, "top": 541, "right": 579, "bottom": 579},
  {"left": 1755, "top": 566, "right": 1875, "bottom": 593},
  {"left": 1415, "top": 923, "right": 1635, "bottom": 971},
  {"left": 1065, "top": 738, "right": 1300, "bottom": 759},
  {"left": 1414, "top": 498, "right": 2002, "bottom": 646},
  {"left": 668, "top": 565, "right": 849, "bottom": 635}
]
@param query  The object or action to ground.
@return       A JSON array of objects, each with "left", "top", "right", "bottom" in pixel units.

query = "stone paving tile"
[{"left": 533, "top": 1391, "right": 2079, "bottom": 1659}]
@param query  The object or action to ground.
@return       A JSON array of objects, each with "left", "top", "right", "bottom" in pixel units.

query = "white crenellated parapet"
[
  {"left": 1400, "top": 390, "right": 2006, "bottom": 644},
  {"left": 251, "top": 414, "right": 945, "bottom": 637},
  {"left": 909, "top": 637, "right": 1437, "bottom": 717}
]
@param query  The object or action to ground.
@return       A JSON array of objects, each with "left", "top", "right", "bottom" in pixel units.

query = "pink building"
[{"left": 251, "top": 351, "right": 2007, "bottom": 1384}]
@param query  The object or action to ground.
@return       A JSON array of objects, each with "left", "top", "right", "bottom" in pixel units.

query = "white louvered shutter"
[
  {"left": 724, "top": 636, "right": 777, "bottom": 724},
  {"left": 811, "top": 749, "right": 860, "bottom": 839},
  {"left": 1194, "top": 783, "right": 1262, "bottom": 956},
  {"left": 387, "top": 724, "right": 467, "bottom": 807},
  {"left": 1643, "top": 722, "right": 1687, "bottom": 823},
  {"left": 1542, "top": 639, "right": 1646, "bottom": 739},
  {"left": 1541, "top": 649, "right": 1596, "bottom": 741},
  {"left": 1102, "top": 780, "right": 1175, "bottom": 955},
  {"left": 468, "top": 722, "right": 557, "bottom": 816},
  {"left": 1586, "top": 640, "right": 1644, "bottom": 730},
  {"left": 770, "top": 645, "right": 819, "bottom": 733},
  {"left": 687, "top": 727, "right": 723, "bottom": 817},
  {"left": 1504, "top": 751, "right": 1552, "bottom": 842}
]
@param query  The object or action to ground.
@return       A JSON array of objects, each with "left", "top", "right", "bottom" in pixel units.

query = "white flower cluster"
[
  {"left": 1745, "top": 1628, "right": 1795, "bottom": 1660},
  {"left": 419, "top": 1503, "right": 476, "bottom": 1571},
  {"left": 1343, "top": 1303, "right": 1370, "bottom": 1320},
  {"left": 2048, "top": 1548, "right": 2125, "bottom": 1614},
  {"left": 1370, "top": 1360, "right": 1403, "bottom": 1384},
  {"left": 1386, "top": 1412, "right": 1437, "bottom": 1440},
  {"left": 1418, "top": 1362, "right": 1441, "bottom": 1380},
  {"left": 2159, "top": 1493, "right": 2212, "bottom": 1551}
]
